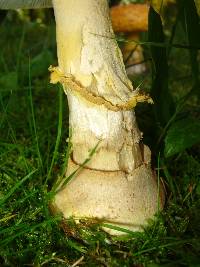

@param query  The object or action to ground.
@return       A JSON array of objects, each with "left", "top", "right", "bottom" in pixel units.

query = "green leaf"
[
  {"left": 164, "top": 118, "right": 200, "bottom": 157},
  {"left": 148, "top": 6, "right": 175, "bottom": 126},
  {"left": 195, "top": 0, "right": 200, "bottom": 16},
  {"left": 0, "top": 72, "right": 18, "bottom": 90},
  {"left": 177, "top": 0, "right": 200, "bottom": 87},
  {"left": 22, "top": 50, "right": 54, "bottom": 80},
  {"left": 30, "top": 50, "right": 54, "bottom": 78}
]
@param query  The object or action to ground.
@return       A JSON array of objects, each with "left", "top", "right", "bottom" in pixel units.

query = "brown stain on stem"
[{"left": 49, "top": 65, "right": 153, "bottom": 111}]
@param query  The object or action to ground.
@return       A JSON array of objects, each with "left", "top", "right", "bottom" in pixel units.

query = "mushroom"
[
  {"left": 111, "top": 3, "right": 149, "bottom": 76},
  {"left": 1, "top": 0, "right": 164, "bottom": 235}
]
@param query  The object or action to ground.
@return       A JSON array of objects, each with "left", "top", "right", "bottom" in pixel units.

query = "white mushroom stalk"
[{"left": 0, "top": 0, "right": 164, "bottom": 235}]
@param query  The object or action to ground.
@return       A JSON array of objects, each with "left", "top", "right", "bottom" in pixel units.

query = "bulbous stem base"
[{"left": 53, "top": 159, "right": 164, "bottom": 235}]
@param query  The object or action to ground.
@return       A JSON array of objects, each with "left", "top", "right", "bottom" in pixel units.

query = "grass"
[{"left": 0, "top": 1, "right": 200, "bottom": 266}]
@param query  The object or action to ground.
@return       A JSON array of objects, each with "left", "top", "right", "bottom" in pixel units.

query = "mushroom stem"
[
  {"left": 122, "top": 33, "right": 147, "bottom": 76},
  {"left": 110, "top": 4, "right": 149, "bottom": 75},
  {"left": 52, "top": 0, "right": 164, "bottom": 235}
]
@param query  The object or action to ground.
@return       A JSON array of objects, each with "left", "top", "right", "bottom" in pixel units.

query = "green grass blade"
[
  {"left": 101, "top": 223, "right": 143, "bottom": 236},
  {"left": 132, "top": 238, "right": 196, "bottom": 257},
  {"left": 54, "top": 141, "right": 100, "bottom": 194},
  {"left": 51, "top": 128, "right": 72, "bottom": 193},
  {"left": 28, "top": 57, "right": 43, "bottom": 170},
  {"left": 0, "top": 169, "right": 37, "bottom": 206},
  {"left": 0, "top": 217, "right": 60, "bottom": 247},
  {"left": 45, "top": 84, "right": 63, "bottom": 186}
]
